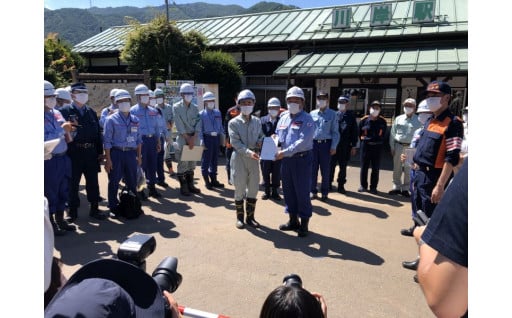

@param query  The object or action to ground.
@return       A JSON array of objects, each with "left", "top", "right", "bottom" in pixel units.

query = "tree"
[{"left": 44, "top": 33, "right": 85, "bottom": 87}]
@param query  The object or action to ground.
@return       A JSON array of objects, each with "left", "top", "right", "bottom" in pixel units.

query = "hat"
[
  {"left": 403, "top": 98, "right": 416, "bottom": 106},
  {"left": 109, "top": 88, "right": 119, "bottom": 98},
  {"left": 70, "top": 82, "right": 88, "bottom": 92},
  {"left": 370, "top": 100, "right": 382, "bottom": 107},
  {"left": 154, "top": 88, "right": 164, "bottom": 97},
  {"left": 316, "top": 91, "right": 328, "bottom": 98},
  {"left": 203, "top": 91, "right": 215, "bottom": 101},
  {"left": 44, "top": 81, "right": 57, "bottom": 96},
  {"left": 267, "top": 97, "right": 281, "bottom": 107},
  {"left": 426, "top": 81, "right": 451, "bottom": 95},
  {"left": 237, "top": 89, "right": 256, "bottom": 103},
  {"left": 115, "top": 89, "right": 131, "bottom": 102},
  {"left": 416, "top": 99, "right": 431, "bottom": 113},
  {"left": 179, "top": 83, "right": 194, "bottom": 94},
  {"left": 134, "top": 84, "right": 149, "bottom": 95},
  {"left": 286, "top": 86, "right": 305, "bottom": 100},
  {"left": 44, "top": 258, "right": 166, "bottom": 317},
  {"left": 55, "top": 88, "right": 71, "bottom": 101},
  {"left": 338, "top": 96, "right": 350, "bottom": 103}
]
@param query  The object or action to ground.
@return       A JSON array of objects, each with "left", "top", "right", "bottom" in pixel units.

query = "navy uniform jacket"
[
  {"left": 60, "top": 103, "right": 103, "bottom": 155},
  {"left": 337, "top": 110, "right": 359, "bottom": 148},
  {"left": 260, "top": 114, "right": 280, "bottom": 137},
  {"left": 359, "top": 115, "right": 387, "bottom": 144}
]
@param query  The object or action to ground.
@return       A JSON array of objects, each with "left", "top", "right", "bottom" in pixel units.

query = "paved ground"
[{"left": 54, "top": 152, "right": 434, "bottom": 318}]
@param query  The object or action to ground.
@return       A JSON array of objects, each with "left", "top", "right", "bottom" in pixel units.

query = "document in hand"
[
  {"left": 181, "top": 145, "right": 204, "bottom": 161},
  {"left": 260, "top": 136, "right": 278, "bottom": 161}
]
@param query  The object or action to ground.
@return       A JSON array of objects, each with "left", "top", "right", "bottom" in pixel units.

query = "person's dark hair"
[{"left": 259, "top": 285, "right": 324, "bottom": 318}]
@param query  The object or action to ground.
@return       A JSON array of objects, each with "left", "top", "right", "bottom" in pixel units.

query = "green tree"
[{"left": 44, "top": 33, "right": 85, "bottom": 87}]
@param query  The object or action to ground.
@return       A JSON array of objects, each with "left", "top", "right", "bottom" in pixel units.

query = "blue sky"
[{"left": 44, "top": 0, "right": 374, "bottom": 10}]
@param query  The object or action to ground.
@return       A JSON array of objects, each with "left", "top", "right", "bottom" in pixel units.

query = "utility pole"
[{"left": 165, "top": 0, "right": 169, "bottom": 22}]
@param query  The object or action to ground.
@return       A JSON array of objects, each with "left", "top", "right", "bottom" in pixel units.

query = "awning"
[{"left": 273, "top": 47, "right": 468, "bottom": 77}]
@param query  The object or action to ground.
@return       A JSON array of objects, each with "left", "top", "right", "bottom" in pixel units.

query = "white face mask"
[
  {"left": 184, "top": 95, "right": 193, "bottom": 103},
  {"left": 317, "top": 100, "right": 327, "bottom": 109},
  {"left": 337, "top": 103, "right": 346, "bottom": 111},
  {"left": 268, "top": 109, "right": 279, "bottom": 117},
  {"left": 149, "top": 99, "right": 157, "bottom": 107},
  {"left": 241, "top": 106, "right": 253, "bottom": 116},
  {"left": 418, "top": 113, "right": 433, "bottom": 125},
  {"left": 45, "top": 97, "right": 57, "bottom": 109},
  {"left": 156, "top": 97, "right": 164, "bottom": 104},
  {"left": 62, "top": 103, "right": 72, "bottom": 108},
  {"left": 118, "top": 102, "right": 131, "bottom": 113},
  {"left": 462, "top": 113, "right": 468, "bottom": 124},
  {"left": 369, "top": 107, "right": 380, "bottom": 117},
  {"left": 74, "top": 93, "right": 88, "bottom": 105},
  {"left": 287, "top": 103, "right": 300, "bottom": 114},
  {"left": 426, "top": 97, "right": 442, "bottom": 112},
  {"left": 206, "top": 102, "right": 215, "bottom": 110},
  {"left": 140, "top": 96, "right": 149, "bottom": 104},
  {"left": 403, "top": 107, "right": 414, "bottom": 115}
]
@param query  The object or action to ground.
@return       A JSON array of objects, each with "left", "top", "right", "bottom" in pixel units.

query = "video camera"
[
  {"left": 413, "top": 210, "right": 430, "bottom": 227},
  {"left": 283, "top": 273, "right": 303, "bottom": 288}
]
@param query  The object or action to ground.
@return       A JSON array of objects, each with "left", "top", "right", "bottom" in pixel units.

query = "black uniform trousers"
[
  {"left": 359, "top": 141, "right": 383, "bottom": 190},
  {"left": 67, "top": 147, "right": 100, "bottom": 209}
]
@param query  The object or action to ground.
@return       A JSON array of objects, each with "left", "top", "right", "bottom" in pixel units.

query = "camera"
[
  {"left": 413, "top": 210, "right": 430, "bottom": 227},
  {"left": 283, "top": 273, "right": 303, "bottom": 288}
]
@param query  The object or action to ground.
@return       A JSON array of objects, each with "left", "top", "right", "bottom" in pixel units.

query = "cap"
[
  {"left": 44, "top": 258, "right": 166, "bottom": 317},
  {"left": 179, "top": 83, "right": 194, "bottom": 94},
  {"left": 416, "top": 99, "right": 430, "bottom": 113},
  {"left": 237, "top": 89, "right": 256, "bottom": 103},
  {"left": 267, "top": 97, "right": 281, "bottom": 107},
  {"left": 114, "top": 89, "right": 131, "bottom": 102},
  {"left": 316, "top": 91, "right": 328, "bottom": 98},
  {"left": 426, "top": 81, "right": 451, "bottom": 95},
  {"left": 403, "top": 98, "right": 416, "bottom": 106},
  {"left": 203, "top": 91, "right": 215, "bottom": 101},
  {"left": 338, "top": 96, "right": 350, "bottom": 103},
  {"left": 44, "top": 81, "right": 57, "bottom": 96},
  {"left": 70, "top": 82, "right": 88, "bottom": 92},
  {"left": 370, "top": 100, "right": 382, "bottom": 107},
  {"left": 286, "top": 86, "right": 305, "bottom": 100},
  {"left": 134, "top": 84, "right": 149, "bottom": 95},
  {"left": 55, "top": 88, "right": 71, "bottom": 100},
  {"left": 154, "top": 88, "right": 164, "bottom": 97},
  {"left": 109, "top": 88, "right": 119, "bottom": 98}
]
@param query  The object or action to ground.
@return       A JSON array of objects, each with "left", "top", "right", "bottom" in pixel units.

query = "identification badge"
[
  {"left": 126, "top": 136, "right": 135, "bottom": 142},
  {"left": 131, "top": 126, "right": 138, "bottom": 133},
  {"left": 211, "top": 132, "right": 217, "bottom": 136}
]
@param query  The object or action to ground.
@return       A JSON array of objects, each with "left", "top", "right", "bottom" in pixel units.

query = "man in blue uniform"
[
  {"left": 358, "top": 100, "right": 388, "bottom": 194},
  {"left": 130, "top": 84, "right": 162, "bottom": 199},
  {"left": 154, "top": 88, "right": 175, "bottom": 180},
  {"left": 60, "top": 82, "right": 108, "bottom": 221},
  {"left": 275, "top": 86, "right": 315, "bottom": 237},
  {"left": 260, "top": 97, "right": 282, "bottom": 200},
  {"left": 310, "top": 91, "right": 339, "bottom": 201},
  {"left": 103, "top": 89, "right": 143, "bottom": 215},
  {"left": 199, "top": 91, "right": 225, "bottom": 190},
  {"left": 44, "top": 80, "right": 76, "bottom": 235},
  {"left": 329, "top": 95, "right": 358, "bottom": 194}
]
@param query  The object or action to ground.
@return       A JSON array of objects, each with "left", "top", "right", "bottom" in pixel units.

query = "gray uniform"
[
  {"left": 228, "top": 114, "right": 264, "bottom": 201},
  {"left": 173, "top": 100, "right": 201, "bottom": 174}
]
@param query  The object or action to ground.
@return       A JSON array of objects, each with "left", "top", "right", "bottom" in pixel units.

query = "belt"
[
  {"left": 291, "top": 150, "right": 311, "bottom": 158},
  {"left": 413, "top": 164, "right": 441, "bottom": 172},
  {"left": 52, "top": 151, "right": 67, "bottom": 157},
  {"left": 142, "top": 134, "right": 155, "bottom": 138},
  {"left": 204, "top": 132, "right": 219, "bottom": 136},
  {"left": 75, "top": 142, "right": 95, "bottom": 149},
  {"left": 396, "top": 141, "right": 410, "bottom": 146},
  {"left": 365, "top": 141, "right": 382, "bottom": 146},
  {"left": 314, "top": 139, "right": 331, "bottom": 143},
  {"left": 112, "top": 146, "right": 137, "bottom": 152}
]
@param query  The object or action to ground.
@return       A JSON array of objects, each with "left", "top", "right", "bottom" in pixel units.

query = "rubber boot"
[
  {"left": 178, "top": 174, "right": 191, "bottom": 196},
  {"left": 148, "top": 184, "right": 162, "bottom": 198},
  {"left": 271, "top": 187, "right": 282, "bottom": 200},
  {"left": 186, "top": 171, "right": 201, "bottom": 194},
  {"left": 203, "top": 175, "right": 213, "bottom": 190},
  {"left": 210, "top": 176, "right": 224, "bottom": 188},
  {"left": 89, "top": 202, "right": 108, "bottom": 220},
  {"left": 298, "top": 217, "right": 309, "bottom": 237},
  {"left": 235, "top": 199, "right": 245, "bottom": 229},
  {"left": 55, "top": 210, "right": 76, "bottom": 231},
  {"left": 50, "top": 214, "right": 67, "bottom": 236},
  {"left": 279, "top": 214, "right": 299, "bottom": 231},
  {"left": 245, "top": 198, "right": 260, "bottom": 228},
  {"left": 262, "top": 187, "right": 271, "bottom": 200}
]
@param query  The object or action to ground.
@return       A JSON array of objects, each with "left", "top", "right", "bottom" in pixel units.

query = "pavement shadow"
[
  {"left": 247, "top": 225, "right": 384, "bottom": 266},
  {"left": 343, "top": 190, "right": 404, "bottom": 207},
  {"left": 316, "top": 197, "right": 388, "bottom": 219}
]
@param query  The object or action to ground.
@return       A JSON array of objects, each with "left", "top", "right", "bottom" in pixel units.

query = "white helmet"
[
  {"left": 114, "top": 89, "right": 131, "bottom": 102},
  {"left": 179, "top": 83, "right": 194, "bottom": 94},
  {"left": 267, "top": 97, "right": 281, "bottom": 107},
  {"left": 286, "top": 86, "right": 304, "bottom": 100},
  {"left": 237, "top": 89, "right": 256, "bottom": 103},
  {"left": 44, "top": 80, "right": 57, "bottom": 96},
  {"left": 416, "top": 99, "right": 430, "bottom": 113},
  {"left": 148, "top": 90, "right": 155, "bottom": 98},
  {"left": 154, "top": 88, "right": 164, "bottom": 96},
  {"left": 55, "top": 88, "right": 71, "bottom": 100},
  {"left": 203, "top": 91, "right": 215, "bottom": 101},
  {"left": 109, "top": 88, "right": 119, "bottom": 98},
  {"left": 134, "top": 84, "right": 149, "bottom": 95}
]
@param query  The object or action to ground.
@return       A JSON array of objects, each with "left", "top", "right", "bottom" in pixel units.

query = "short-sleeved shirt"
[
  {"left": 130, "top": 103, "right": 161, "bottom": 137},
  {"left": 276, "top": 110, "right": 315, "bottom": 157},
  {"left": 103, "top": 112, "right": 142, "bottom": 149},
  {"left": 310, "top": 107, "right": 340, "bottom": 150},
  {"left": 44, "top": 109, "right": 68, "bottom": 154}
]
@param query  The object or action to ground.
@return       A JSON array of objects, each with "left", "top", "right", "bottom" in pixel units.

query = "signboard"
[
  {"left": 370, "top": 3, "right": 392, "bottom": 27},
  {"left": 332, "top": 8, "right": 351, "bottom": 29},
  {"left": 413, "top": 0, "right": 435, "bottom": 23}
]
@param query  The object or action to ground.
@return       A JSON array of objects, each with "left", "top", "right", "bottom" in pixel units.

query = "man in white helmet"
[
  {"left": 172, "top": 83, "right": 202, "bottom": 196},
  {"left": 130, "top": 84, "right": 162, "bottom": 199},
  {"left": 99, "top": 88, "right": 119, "bottom": 129},
  {"left": 259, "top": 97, "right": 283, "bottom": 200},
  {"left": 55, "top": 88, "right": 72, "bottom": 111},
  {"left": 154, "top": 88, "right": 176, "bottom": 177},
  {"left": 228, "top": 89, "right": 264, "bottom": 229},
  {"left": 199, "top": 91, "right": 225, "bottom": 190},
  {"left": 275, "top": 86, "right": 315, "bottom": 237}
]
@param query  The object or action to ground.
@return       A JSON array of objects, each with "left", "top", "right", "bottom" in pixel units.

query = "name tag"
[
  {"left": 211, "top": 132, "right": 217, "bottom": 136},
  {"left": 131, "top": 126, "right": 138, "bottom": 133},
  {"left": 126, "top": 136, "right": 135, "bottom": 142}
]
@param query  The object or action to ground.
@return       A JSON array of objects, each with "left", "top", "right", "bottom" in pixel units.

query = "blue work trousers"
[
  {"left": 413, "top": 168, "right": 442, "bottom": 218},
  {"left": 157, "top": 136, "right": 165, "bottom": 183},
  {"left": 201, "top": 134, "right": 220, "bottom": 178},
  {"left": 141, "top": 136, "right": 158, "bottom": 185},
  {"left": 311, "top": 140, "right": 332, "bottom": 195},
  {"left": 44, "top": 154, "right": 71, "bottom": 214},
  {"left": 281, "top": 152, "right": 313, "bottom": 218},
  {"left": 108, "top": 149, "right": 137, "bottom": 209}
]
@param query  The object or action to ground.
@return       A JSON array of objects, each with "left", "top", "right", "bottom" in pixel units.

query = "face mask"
[
  {"left": 62, "top": 103, "right": 71, "bottom": 108},
  {"left": 140, "top": 96, "right": 149, "bottom": 104},
  {"left": 317, "top": 100, "right": 327, "bottom": 109},
  {"left": 268, "top": 109, "right": 279, "bottom": 117},
  {"left": 184, "top": 95, "right": 193, "bottom": 103},
  {"left": 287, "top": 103, "right": 300, "bottom": 114},
  {"left": 369, "top": 107, "right": 380, "bottom": 117},
  {"left": 118, "top": 102, "right": 131, "bottom": 113},
  {"left": 74, "top": 93, "right": 88, "bottom": 105},
  {"left": 337, "top": 103, "right": 346, "bottom": 111},
  {"left": 240, "top": 106, "right": 253, "bottom": 116},
  {"left": 418, "top": 113, "right": 433, "bottom": 125},
  {"left": 426, "top": 97, "right": 442, "bottom": 112},
  {"left": 156, "top": 97, "right": 164, "bottom": 104},
  {"left": 206, "top": 102, "right": 215, "bottom": 110},
  {"left": 149, "top": 99, "right": 157, "bottom": 107},
  {"left": 45, "top": 97, "right": 57, "bottom": 109},
  {"left": 403, "top": 107, "right": 414, "bottom": 115},
  {"left": 462, "top": 113, "right": 468, "bottom": 124}
]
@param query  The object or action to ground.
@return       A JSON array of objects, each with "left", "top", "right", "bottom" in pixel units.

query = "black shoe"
[
  {"left": 310, "top": 193, "right": 319, "bottom": 200},
  {"left": 320, "top": 195, "right": 328, "bottom": 202},
  {"left": 413, "top": 274, "right": 419, "bottom": 283},
  {"left": 402, "top": 258, "right": 419, "bottom": 271},
  {"left": 138, "top": 191, "right": 148, "bottom": 201},
  {"left": 66, "top": 208, "right": 78, "bottom": 222},
  {"left": 388, "top": 189, "right": 401, "bottom": 195},
  {"left": 211, "top": 180, "right": 224, "bottom": 188},
  {"left": 148, "top": 187, "right": 162, "bottom": 198},
  {"left": 369, "top": 188, "right": 378, "bottom": 194},
  {"left": 109, "top": 207, "right": 119, "bottom": 219},
  {"left": 357, "top": 186, "right": 367, "bottom": 192},
  {"left": 262, "top": 192, "right": 270, "bottom": 200},
  {"left": 157, "top": 181, "right": 169, "bottom": 188},
  {"left": 89, "top": 210, "right": 109, "bottom": 220},
  {"left": 401, "top": 190, "right": 411, "bottom": 197},
  {"left": 271, "top": 189, "right": 282, "bottom": 201},
  {"left": 337, "top": 185, "right": 346, "bottom": 194},
  {"left": 98, "top": 196, "right": 106, "bottom": 202},
  {"left": 400, "top": 225, "right": 415, "bottom": 237}
]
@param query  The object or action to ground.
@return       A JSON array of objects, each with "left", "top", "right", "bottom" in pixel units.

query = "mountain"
[{"left": 44, "top": 2, "right": 299, "bottom": 46}]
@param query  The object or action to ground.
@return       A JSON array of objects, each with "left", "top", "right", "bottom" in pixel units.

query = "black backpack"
[{"left": 117, "top": 188, "right": 143, "bottom": 219}]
